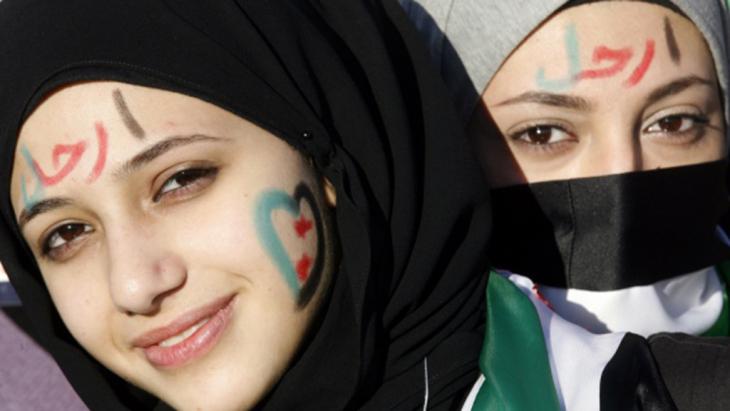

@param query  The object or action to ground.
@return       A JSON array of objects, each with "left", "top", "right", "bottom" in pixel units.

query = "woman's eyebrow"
[
  {"left": 18, "top": 197, "right": 73, "bottom": 230},
  {"left": 16, "top": 135, "right": 231, "bottom": 230},
  {"left": 495, "top": 91, "right": 594, "bottom": 111},
  {"left": 644, "top": 75, "right": 714, "bottom": 106},
  {"left": 112, "top": 134, "right": 232, "bottom": 179}
]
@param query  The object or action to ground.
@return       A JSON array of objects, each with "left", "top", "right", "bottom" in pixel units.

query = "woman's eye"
[
  {"left": 42, "top": 223, "right": 93, "bottom": 259},
  {"left": 153, "top": 167, "right": 218, "bottom": 203},
  {"left": 512, "top": 125, "right": 574, "bottom": 146},
  {"left": 644, "top": 114, "right": 708, "bottom": 135}
]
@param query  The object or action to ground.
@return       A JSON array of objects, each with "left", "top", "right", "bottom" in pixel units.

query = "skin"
[
  {"left": 10, "top": 82, "right": 337, "bottom": 411},
  {"left": 469, "top": 2, "right": 726, "bottom": 187}
]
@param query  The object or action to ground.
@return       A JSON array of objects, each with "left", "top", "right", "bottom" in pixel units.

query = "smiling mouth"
[{"left": 133, "top": 294, "right": 237, "bottom": 368}]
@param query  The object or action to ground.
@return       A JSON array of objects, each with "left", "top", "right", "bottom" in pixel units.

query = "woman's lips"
[{"left": 133, "top": 294, "right": 236, "bottom": 368}]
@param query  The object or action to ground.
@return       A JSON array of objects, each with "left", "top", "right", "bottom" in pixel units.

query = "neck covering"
[
  {"left": 0, "top": 1, "right": 492, "bottom": 410},
  {"left": 399, "top": 0, "right": 730, "bottom": 123},
  {"left": 490, "top": 160, "right": 730, "bottom": 290}
]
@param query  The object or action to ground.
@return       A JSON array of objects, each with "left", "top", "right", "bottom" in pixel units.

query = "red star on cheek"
[
  {"left": 294, "top": 215, "right": 313, "bottom": 238},
  {"left": 296, "top": 253, "right": 312, "bottom": 282}
]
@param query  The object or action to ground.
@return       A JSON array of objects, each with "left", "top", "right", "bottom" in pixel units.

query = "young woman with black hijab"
[
  {"left": 0, "top": 0, "right": 492, "bottom": 410},
  {"left": 402, "top": 0, "right": 730, "bottom": 409}
]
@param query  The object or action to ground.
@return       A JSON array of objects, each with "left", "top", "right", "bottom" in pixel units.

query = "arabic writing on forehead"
[
  {"left": 535, "top": 22, "right": 661, "bottom": 92},
  {"left": 20, "top": 123, "right": 108, "bottom": 210}
]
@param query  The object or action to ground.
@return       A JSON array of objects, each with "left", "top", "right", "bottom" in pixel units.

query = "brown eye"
[
  {"left": 57, "top": 224, "right": 86, "bottom": 241},
  {"left": 657, "top": 116, "right": 684, "bottom": 133},
  {"left": 526, "top": 126, "right": 554, "bottom": 145},
  {"left": 171, "top": 169, "right": 207, "bottom": 186},
  {"left": 42, "top": 223, "right": 94, "bottom": 258},
  {"left": 513, "top": 125, "right": 573, "bottom": 146},
  {"left": 645, "top": 114, "right": 707, "bottom": 135}
]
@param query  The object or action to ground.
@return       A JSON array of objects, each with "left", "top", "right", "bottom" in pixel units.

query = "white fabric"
[
  {"left": 461, "top": 374, "right": 485, "bottom": 411},
  {"left": 539, "top": 267, "right": 724, "bottom": 337},
  {"left": 506, "top": 272, "right": 625, "bottom": 411},
  {"left": 0, "top": 261, "right": 8, "bottom": 282},
  {"left": 422, "top": 357, "right": 429, "bottom": 411}
]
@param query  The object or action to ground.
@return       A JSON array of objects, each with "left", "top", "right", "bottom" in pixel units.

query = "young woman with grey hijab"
[{"left": 402, "top": 0, "right": 730, "bottom": 409}]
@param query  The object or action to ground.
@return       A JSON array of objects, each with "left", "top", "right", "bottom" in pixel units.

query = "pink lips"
[{"left": 133, "top": 294, "right": 236, "bottom": 368}]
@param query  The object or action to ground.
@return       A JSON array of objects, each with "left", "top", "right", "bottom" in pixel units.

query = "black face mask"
[{"left": 489, "top": 160, "right": 730, "bottom": 291}]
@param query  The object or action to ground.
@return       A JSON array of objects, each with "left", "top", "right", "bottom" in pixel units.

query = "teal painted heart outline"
[{"left": 254, "top": 183, "right": 324, "bottom": 307}]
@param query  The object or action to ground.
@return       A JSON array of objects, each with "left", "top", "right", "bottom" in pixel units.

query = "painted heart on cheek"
[{"left": 254, "top": 183, "right": 325, "bottom": 307}]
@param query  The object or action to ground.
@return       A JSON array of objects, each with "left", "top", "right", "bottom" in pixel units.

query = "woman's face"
[
  {"left": 471, "top": 1, "right": 726, "bottom": 187},
  {"left": 10, "top": 82, "right": 336, "bottom": 410}
]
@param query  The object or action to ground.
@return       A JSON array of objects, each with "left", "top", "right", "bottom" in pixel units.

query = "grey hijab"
[{"left": 399, "top": 0, "right": 730, "bottom": 124}]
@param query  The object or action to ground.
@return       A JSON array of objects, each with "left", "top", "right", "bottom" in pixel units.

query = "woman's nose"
[
  {"left": 107, "top": 233, "right": 187, "bottom": 315},
  {"left": 581, "top": 130, "right": 643, "bottom": 176}
]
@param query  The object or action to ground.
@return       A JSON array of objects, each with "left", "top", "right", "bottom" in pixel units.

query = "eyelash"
[
  {"left": 642, "top": 113, "right": 710, "bottom": 143},
  {"left": 507, "top": 122, "right": 577, "bottom": 154},
  {"left": 506, "top": 112, "right": 711, "bottom": 155},
  {"left": 40, "top": 222, "right": 94, "bottom": 261},
  {"left": 39, "top": 166, "right": 219, "bottom": 262},
  {"left": 152, "top": 166, "right": 219, "bottom": 203}
]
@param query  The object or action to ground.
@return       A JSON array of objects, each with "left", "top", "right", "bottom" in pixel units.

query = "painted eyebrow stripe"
[
  {"left": 113, "top": 89, "right": 146, "bottom": 139},
  {"left": 663, "top": 17, "right": 681, "bottom": 65}
]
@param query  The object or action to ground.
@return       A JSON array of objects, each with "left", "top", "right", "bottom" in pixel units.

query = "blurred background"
[{"left": 1, "top": 263, "right": 87, "bottom": 411}]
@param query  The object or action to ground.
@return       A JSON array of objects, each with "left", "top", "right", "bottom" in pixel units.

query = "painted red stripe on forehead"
[
  {"left": 625, "top": 40, "right": 656, "bottom": 87},
  {"left": 86, "top": 122, "right": 108, "bottom": 183},
  {"left": 32, "top": 142, "right": 86, "bottom": 187}
]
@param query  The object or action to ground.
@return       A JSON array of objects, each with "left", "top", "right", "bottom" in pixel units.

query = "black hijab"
[{"left": 0, "top": 1, "right": 491, "bottom": 410}]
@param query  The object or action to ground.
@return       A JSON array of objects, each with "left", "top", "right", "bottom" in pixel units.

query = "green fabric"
[
  {"left": 470, "top": 264, "right": 730, "bottom": 409},
  {"left": 702, "top": 262, "right": 730, "bottom": 337},
  {"left": 472, "top": 273, "right": 561, "bottom": 411}
]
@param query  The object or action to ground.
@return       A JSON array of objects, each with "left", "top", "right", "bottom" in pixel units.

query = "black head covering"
[{"left": 0, "top": 1, "right": 491, "bottom": 410}]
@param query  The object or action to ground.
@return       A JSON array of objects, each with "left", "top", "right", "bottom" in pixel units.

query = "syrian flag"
[{"left": 463, "top": 273, "right": 678, "bottom": 411}]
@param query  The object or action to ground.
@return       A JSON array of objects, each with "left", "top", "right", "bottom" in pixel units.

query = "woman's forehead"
[
  {"left": 9, "top": 82, "right": 243, "bottom": 213},
  {"left": 14, "top": 82, "right": 255, "bottom": 162},
  {"left": 486, "top": 2, "right": 716, "bottom": 98},
  {"left": 20, "top": 83, "right": 229, "bottom": 138}
]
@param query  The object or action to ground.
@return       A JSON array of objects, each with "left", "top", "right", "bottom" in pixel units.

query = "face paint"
[
  {"left": 20, "top": 146, "right": 45, "bottom": 209},
  {"left": 86, "top": 122, "right": 108, "bottom": 183},
  {"left": 664, "top": 17, "right": 681, "bottom": 65},
  {"left": 22, "top": 121, "right": 109, "bottom": 190},
  {"left": 294, "top": 214, "right": 314, "bottom": 238},
  {"left": 576, "top": 46, "right": 632, "bottom": 80},
  {"left": 31, "top": 140, "right": 87, "bottom": 187},
  {"left": 254, "top": 182, "right": 324, "bottom": 307},
  {"left": 535, "top": 23, "right": 656, "bottom": 91},
  {"left": 624, "top": 39, "right": 655, "bottom": 86},
  {"left": 535, "top": 23, "right": 581, "bottom": 92},
  {"left": 112, "top": 89, "right": 146, "bottom": 139}
]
